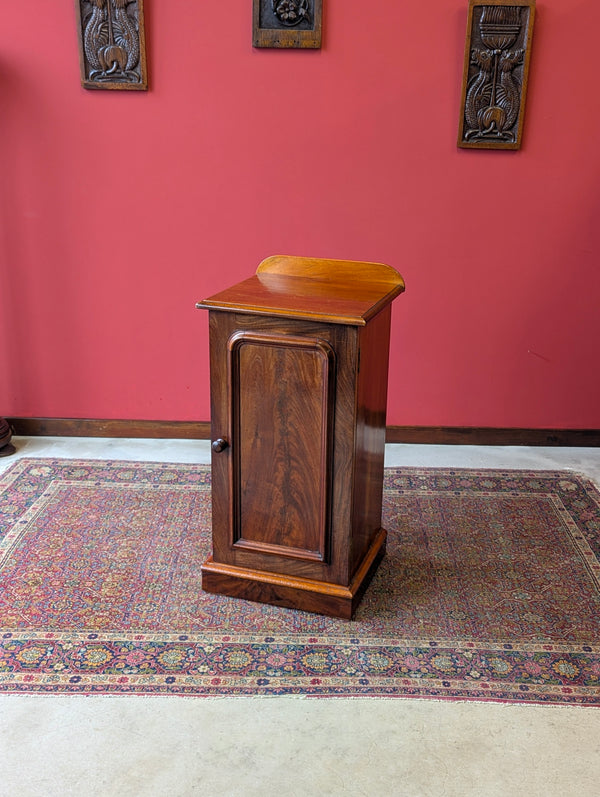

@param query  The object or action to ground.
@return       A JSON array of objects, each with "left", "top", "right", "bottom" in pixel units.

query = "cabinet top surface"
[{"left": 197, "top": 255, "right": 405, "bottom": 325}]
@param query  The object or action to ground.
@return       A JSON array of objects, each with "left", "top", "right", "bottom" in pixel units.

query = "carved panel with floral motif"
[{"left": 253, "top": 0, "right": 322, "bottom": 48}]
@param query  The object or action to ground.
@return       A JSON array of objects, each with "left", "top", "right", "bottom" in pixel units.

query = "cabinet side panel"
[
  {"left": 230, "top": 333, "right": 335, "bottom": 562},
  {"left": 351, "top": 306, "right": 392, "bottom": 576},
  {"left": 208, "top": 312, "right": 233, "bottom": 560}
]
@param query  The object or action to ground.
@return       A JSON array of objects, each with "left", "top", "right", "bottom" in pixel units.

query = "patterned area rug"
[{"left": 1, "top": 458, "right": 600, "bottom": 704}]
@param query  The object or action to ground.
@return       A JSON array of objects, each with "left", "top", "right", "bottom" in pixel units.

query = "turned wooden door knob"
[{"left": 211, "top": 438, "right": 229, "bottom": 453}]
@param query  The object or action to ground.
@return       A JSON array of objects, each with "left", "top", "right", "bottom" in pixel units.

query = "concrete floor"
[{"left": 1, "top": 437, "right": 600, "bottom": 797}]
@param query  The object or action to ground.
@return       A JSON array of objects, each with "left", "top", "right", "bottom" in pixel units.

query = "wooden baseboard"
[
  {"left": 6, "top": 418, "right": 600, "bottom": 447},
  {"left": 384, "top": 426, "right": 600, "bottom": 447},
  {"left": 7, "top": 418, "right": 210, "bottom": 440}
]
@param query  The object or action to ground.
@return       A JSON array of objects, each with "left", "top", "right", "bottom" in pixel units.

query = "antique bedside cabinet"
[{"left": 197, "top": 255, "right": 405, "bottom": 618}]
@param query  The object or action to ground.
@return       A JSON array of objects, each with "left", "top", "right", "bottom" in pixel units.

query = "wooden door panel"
[{"left": 228, "top": 332, "right": 335, "bottom": 563}]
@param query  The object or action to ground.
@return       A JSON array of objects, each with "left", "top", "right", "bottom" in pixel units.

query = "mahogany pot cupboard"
[{"left": 197, "top": 255, "right": 405, "bottom": 618}]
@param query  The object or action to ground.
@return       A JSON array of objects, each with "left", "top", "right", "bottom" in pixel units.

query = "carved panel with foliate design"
[
  {"left": 458, "top": 0, "right": 535, "bottom": 149},
  {"left": 75, "top": 0, "right": 148, "bottom": 90}
]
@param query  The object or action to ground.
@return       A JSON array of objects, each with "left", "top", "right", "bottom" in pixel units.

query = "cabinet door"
[
  {"left": 231, "top": 330, "right": 335, "bottom": 562},
  {"left": 209, "top": 314, "right": 347, "bottom": 580}
]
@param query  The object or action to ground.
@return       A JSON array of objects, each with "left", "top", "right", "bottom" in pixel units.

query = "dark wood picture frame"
[
  {"left": 458, "top": 0, "right": 535, "bottom": 150},
  {"left": 253, "top": 0, "right": 323, "bottom": 49},
  {"left": 75, "top": 0, "right": 148, "bottom": 90}
]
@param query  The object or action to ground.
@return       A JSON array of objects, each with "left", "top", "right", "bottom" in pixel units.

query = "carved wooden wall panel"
[
  {"left": 253, "top": 0, "right": 323, "bottom": 48},
  {"left": 75, "top": 0, "right": 148, "bottom": 90},
  {"left": 458, "top": 0, "right": 535, "bottom": 149}
]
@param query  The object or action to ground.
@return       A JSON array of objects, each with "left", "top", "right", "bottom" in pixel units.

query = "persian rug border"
[{"left": 1, "top": 458, "right": 600, "bottom": 704}]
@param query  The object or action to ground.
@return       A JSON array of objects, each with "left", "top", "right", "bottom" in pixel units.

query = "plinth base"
[{"left": 201, "top": 528, "right": 386, "bottom": 619}]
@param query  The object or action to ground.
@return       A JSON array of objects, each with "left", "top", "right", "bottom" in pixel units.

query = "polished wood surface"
[
  {"left": 7, "top": 418, "right": 211, "bottom": 439},
  {"left": 257, "top": 254, "right": 405, "bottom": 286},
  {"left": 201, "top": 529, "right": 386, "bottom": 620},
  {"left": 199, "top": 256, "right": 404, "bottom": 617},
  {"left": 197, "top": 255, "right": 405, "bottom": 326},
  {"left": 231, "top": 332, "right": 335, "bottom": 562},
  {"left": 208, "top": 313, "right": 352, "bottom": 583},
  {"left": 350, "top": 305, "right": 392, "bottom": 575}
]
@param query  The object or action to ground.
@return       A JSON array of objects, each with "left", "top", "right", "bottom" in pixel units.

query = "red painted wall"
[{"left": 1, "top": 2, "right": 599, "bottom": 428}]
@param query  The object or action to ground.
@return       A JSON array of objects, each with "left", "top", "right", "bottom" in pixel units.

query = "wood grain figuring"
[
  {"left": 257, "top": 255, "right": 405, "bottom": 287},
  {"left": 208, "top": 313, "right": 353, "bottom": 582},
  {"left": 199, "top": 275, "right": 395, "bottom": 326},
  {"left": 200, "top": 528, "right": 386, "bottom": 619},
  {"left": 351, "top": 306, "right": 392, "bottom": 577},
  {"left": 229, "top": 333, "right": 335, "bottom": 562},
  {"left": 198, "top": 255, "right": 405, "bottom": 326}
]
